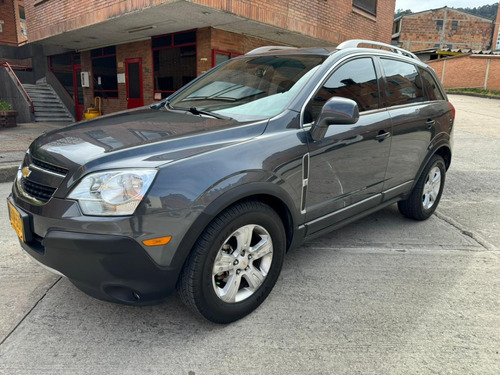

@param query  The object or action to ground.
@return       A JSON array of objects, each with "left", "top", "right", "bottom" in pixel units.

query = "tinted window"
[
  {"left": 419, "top": 68, "right": 444, "bottom": 101},
  {"left": 307, "top": 58, "right": 379, "bottom": 122},
  {"left": 381, "top": 59, "right": 424, "bottom": 107}
]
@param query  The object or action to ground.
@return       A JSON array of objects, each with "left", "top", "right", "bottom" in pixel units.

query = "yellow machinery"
[{"left": 83, "top": 97, "right": 102, "bottom": 120}]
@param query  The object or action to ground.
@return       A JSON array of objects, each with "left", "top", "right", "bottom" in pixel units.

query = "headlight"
[{"left": 68, "top": 169, "right": 157, "bottom": 216}]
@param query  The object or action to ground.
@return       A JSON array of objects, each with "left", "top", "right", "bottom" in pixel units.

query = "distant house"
[{"left": 392, "top": 7, "right": 496, "bottom": 53}]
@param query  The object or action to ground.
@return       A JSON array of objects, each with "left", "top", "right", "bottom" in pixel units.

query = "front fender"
[{"left": 169, "top": 171, "right": 303, "bottom": 273}]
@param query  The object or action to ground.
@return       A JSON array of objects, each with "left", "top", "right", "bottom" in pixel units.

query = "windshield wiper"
[
  {"left": 150, "top": 99, "right": 170, "bottom": 110},
  {"left": 188, "top": 107, "right": 232, "bottom": 120}
]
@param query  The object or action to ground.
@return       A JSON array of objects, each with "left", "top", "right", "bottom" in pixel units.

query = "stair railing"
[{"left": 1, "top": 62, "right": 34, "bottom": 113}]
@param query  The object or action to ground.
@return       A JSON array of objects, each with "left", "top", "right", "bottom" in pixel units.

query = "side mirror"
[{"left": 310, "top": 97, "right": 359, "bottom": 141}]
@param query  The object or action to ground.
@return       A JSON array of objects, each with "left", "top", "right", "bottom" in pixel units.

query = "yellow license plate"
[{"left": 8, "top": 201, "right": 25, "bottom": 242}]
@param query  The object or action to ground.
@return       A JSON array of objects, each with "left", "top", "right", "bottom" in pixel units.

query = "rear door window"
[{"left": 381, "top": 59, "right": 424, "bottom": 106}]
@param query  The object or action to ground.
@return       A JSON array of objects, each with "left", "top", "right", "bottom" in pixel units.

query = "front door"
[
  {"left": 303, "top": 57, "right": 391, "bottom": 235},
  {"left": 125, "top": 58, "right": 143, "bottom": 109}
]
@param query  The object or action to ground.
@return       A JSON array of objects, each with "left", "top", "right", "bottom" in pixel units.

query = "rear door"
[
  {"left": 380, "top": 58, "right": 449, "bottom": 198},
  {"left": 303, "top": 57, "right": 392, "bottom": 234}
]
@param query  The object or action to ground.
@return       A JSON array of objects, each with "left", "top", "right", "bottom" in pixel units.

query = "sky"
[{"left": 395, "top": 0, "right": 498, "bottom": 13}]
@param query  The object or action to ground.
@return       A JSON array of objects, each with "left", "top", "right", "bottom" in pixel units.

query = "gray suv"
[{"left": 8, "top": 40, "right": 455, "bottom": 323}]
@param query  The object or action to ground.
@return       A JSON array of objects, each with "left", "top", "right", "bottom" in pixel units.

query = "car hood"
[{"left": 29, "top": 107, "right": 267, "bottom": 175}]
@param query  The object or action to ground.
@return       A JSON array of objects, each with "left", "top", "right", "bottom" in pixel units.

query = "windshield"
[{"left": 169, "top": 55, "right": 326, "bottom": 121}]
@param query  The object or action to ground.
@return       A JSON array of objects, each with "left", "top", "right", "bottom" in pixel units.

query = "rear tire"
[
  {"left": 398, "top": 155, "right": 446, "bottom": 221},
  {"left": 177, "top": 200, "right": 286, "bottom": 323}
]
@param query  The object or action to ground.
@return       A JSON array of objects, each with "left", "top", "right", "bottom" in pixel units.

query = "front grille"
[
  {"left": 31, "top": 157, "right": 68, "bottom": 176},
  {"left": 21, "top": 178, "right": 56, "bottom": 203}
]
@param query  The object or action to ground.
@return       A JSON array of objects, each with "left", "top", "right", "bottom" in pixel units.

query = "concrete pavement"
[{"left": 0, "top": 95, "right": 499, "bottom": 374}]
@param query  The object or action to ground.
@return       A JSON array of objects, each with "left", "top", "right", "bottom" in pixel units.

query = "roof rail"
[
  {"left": 246, "top": 46, "right": 298, "bottom": 55},
  {"left": 337, "top": 39, "right": 418, "bottom": 60}
]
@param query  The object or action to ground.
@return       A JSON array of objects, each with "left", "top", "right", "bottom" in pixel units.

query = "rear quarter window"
[
  {"left": 381, "top": 59, "right": 424, "bottom": 107},
  {"left": 419, "top": 67, "right": 445, "bottom": 101}
]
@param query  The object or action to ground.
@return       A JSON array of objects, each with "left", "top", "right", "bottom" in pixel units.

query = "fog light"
[{"left": 142, "top": 236, "right": 172, "bottom": 247}]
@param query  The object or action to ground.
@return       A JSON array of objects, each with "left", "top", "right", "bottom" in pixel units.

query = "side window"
[
  {"left": 419, "top": 68, "right": 445, "bottom": 101},
  {"left": 381, "top": 59, "right": 424, "bottom": 106},
  {"left": 306, "top": 58, "right": 379, "bottom": 123}
]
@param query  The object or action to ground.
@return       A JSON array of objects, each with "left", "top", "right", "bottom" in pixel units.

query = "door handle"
[
  {"left": 426, "top": 119, "right": 435, "bottom": 128},
  {"left": 375, "top": 131, "right": 391, "bottom": 142}
]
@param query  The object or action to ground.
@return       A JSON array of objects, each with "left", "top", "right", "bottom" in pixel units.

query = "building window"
[
  {"left": 392, "top": 19, "right": 402, "bottom": 36},
  {"left": 353, "top": 0, "right": 377, "bottom": 15},
  {"left": 153, "top": 30, "right": 197, "bottom": 99},
  {"left": 19, "top": 6, "right": 27, "bottom": 38},
  {"left": 436, "top": 20, "right": 443, "bottom": 31},
  {"left": 452, "top": 20, "right": 458, "bottom": 31},
  {"left": 91, "top": 46, "right": 118, "bottom": 98},
  {"left": 212, "top": 50, "right": 241, "bottom": 67}
]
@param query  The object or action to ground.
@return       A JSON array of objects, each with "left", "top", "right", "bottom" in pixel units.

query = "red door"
[{"left": 125, "top": 58, "right": 144, "bottom": 109}]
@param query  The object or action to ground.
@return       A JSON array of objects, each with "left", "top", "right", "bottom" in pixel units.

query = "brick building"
[
  {"left": 1, "top": 0, "right": 395, "bottom": 121},
  {"left": 0, "top": 0, "right": 26, "bottom": 47},
  {"left": 392, "top": 7, "right": 496, "bottom": 52}
]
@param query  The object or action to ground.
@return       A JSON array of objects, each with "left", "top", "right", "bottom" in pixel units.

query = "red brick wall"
[
  {"left": 197, "top": 27, "right": 286, "bottom": 73},
  {"left": 0, "top": 0, "right": 26, "bottom": 45},
  {"left": 193, "top": 0, "right": 395, "bottom": 44},
  {"left": 427, "top": 55, "right": 500, "bottom": 91},
  {"left": 399, "top": 8, "right": 494, "bottom": 51},
  {"left": 24, "top": 0, "right": 169, "bottom": 42},
  {"left": 24, "top": 0, "right": 395, "bottom": 45}
]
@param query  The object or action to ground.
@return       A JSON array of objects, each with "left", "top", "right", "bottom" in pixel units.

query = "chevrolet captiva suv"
[{"left": 8, "top": 40, "right": 455, "bottom": 323}]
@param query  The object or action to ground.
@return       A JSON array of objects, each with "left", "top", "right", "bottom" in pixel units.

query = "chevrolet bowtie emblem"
[{"left": 21, "top": 166, "right": 32, "bottom": 178}]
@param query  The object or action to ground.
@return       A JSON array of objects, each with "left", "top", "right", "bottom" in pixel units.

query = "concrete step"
[
  {"left": 22, "top": 82, "right": 75, "bottom": 123},
  {"left": 34, "top": 102, "right": 66, "bottom": 108},
  {"left": 26, "top": 89, "right": 55, "bottom": 95},
  {"left": 35, "top": 110, "right": 71, "bottom": 116},
  {"left": 28, "top": 91, "right": 58, "bottom": 96},
  {"left": 35, "top": 117, "right": 74, "bottom": 122},
  {"left": 30, "top": 98, "right": 61, "bottom": 104}
]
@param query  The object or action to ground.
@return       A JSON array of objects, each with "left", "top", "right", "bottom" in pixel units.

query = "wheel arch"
[
  {"left": 171, "top": 183, "right": 302, "bottom": 282},
  {"left": 434, "top": 144, "right": 452, "bottom": 170}
]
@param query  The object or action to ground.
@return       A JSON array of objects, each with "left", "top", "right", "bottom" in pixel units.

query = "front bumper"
[{"left": 8, "top": 196, "right": 180, "bottom": 304}]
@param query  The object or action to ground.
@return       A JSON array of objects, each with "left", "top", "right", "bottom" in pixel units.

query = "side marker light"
[{"left": 142, "top": 236, "right": 172, "bottom": 247}]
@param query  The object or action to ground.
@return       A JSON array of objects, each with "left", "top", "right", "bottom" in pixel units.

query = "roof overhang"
[{"left": 31, "top": 1, "right": 335, "bottom": 52}]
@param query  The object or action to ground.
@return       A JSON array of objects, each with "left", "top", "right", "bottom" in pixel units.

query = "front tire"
[
  {"left": 177, "top": 200, "right": 286, "bottom": 323},
  {"left": 398, "top": 155, "right": 446, "bottom": 221}
]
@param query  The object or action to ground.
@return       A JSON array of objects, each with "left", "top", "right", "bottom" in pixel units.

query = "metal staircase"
[{"left": 23, "top": 83, "right": 74, "bottom": 122}]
